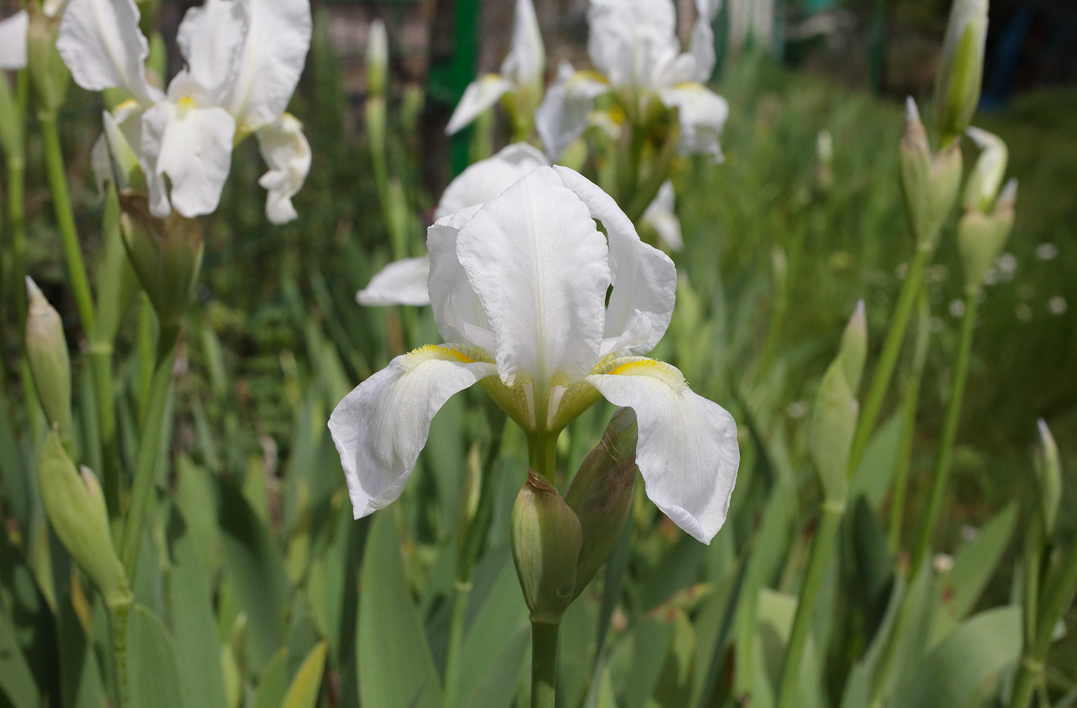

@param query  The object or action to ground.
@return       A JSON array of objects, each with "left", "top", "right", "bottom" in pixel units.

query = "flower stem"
[
  {"left": 776, "top": 501, "right": 844, "bottom": 708},
  {"left": 531, "top": 621, "right": 559, "bottom": 708},
  {"left": 847, "top": 247, "right": 931, "bottom": 477},
  {"left": 887, "top": 292, "right": 931, "bottom": 555},
  {"left": 527, "top": 431, "right": 558, "bottom": 483},
  {"left": 110, "top": 599, "right": 132, "bottom": 708},
  {"left": 40, "top": 116, "right": 96, "bottom": 333},
  {"left": 90, "top": 346, "right": 123, "bottom": 537},
  {"left": 120, "top": 325, "right": 179, "bottom": 580},
  {"left": 910, "top": 288, "right": 978, "bottom": 572}
]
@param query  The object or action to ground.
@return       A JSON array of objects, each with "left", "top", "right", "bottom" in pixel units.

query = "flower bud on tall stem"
[
  {"left": 511, "top": 471, "right": 583, "bottom": 625},
  {"left": 934, "top": 0, "right": 988, "bottom": 147},
  {"left": 25, "top": 277, "right": 73, "bottom": 445},
  {"left": 564, "top": 407, "right": 638, "bottom": 597},
  {"left": 26, "top": 7, "right": 69, "bottom": 120}
]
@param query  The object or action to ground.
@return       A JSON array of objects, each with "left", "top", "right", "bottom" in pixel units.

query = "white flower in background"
[
  {"left": 357, "top": 142, "right": 548, "bottom": 306},
  {"left": 641, "top": 180, "right": 682, "bottom": 250},
  {"left": 1036, "top": 243, "right": 1058, "bottom": 261},
  {"left": 445, "top": 0, "right": 544, "bottom": 134},
  {"left": 57, "top": 0, "right": 312, "bottom": 223},
  {"left": 331, "top": 166, "right": 739, "bottom": 543},
  {"left": 535, "top": 0, "right": 727, "bottom": 161},
  {"left": 1048, "top": 296, "right": 1067, "bottom": 316},
  {"left": 0, "top": 10, "right": 28, "bottom": 70}
]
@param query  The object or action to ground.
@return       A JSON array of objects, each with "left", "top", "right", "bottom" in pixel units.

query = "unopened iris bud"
[
  {"left": 934, "top": 0, "right": 988, "bottom": 146},
  {"left": 958, "top": 179, "right": 1016, "bottom": 293},
  {"left": 38, "top": 431, "right": 131, "bottom": 608},
  {"left": 26, "top": 277, "right": 73, "bottom": 444},
  {"left": 118, "top": 192, "right": 204, "bottom": 329},
  {"left": 401, "top": 84, "right": 426, "bottom": 137},
  {"left": 365, "top": 95, "right": 386, "bottom": 157},
  {"left": 511, "top": 471, "right": 582, "bottom": 624},
  {"left": 963, "top": 127, "right": 1008, "bottom": 214},
  {"left": 839, "top": 300, "right": 867, "bottom": 394},
  {"left": 565, "top": 408, "right": 637, "bottom": 597},
  {"left": 26, "top": 7, "right": 70, "bottom": 120},
  {"left": 1035, "top": 419, "right": 1061, "bottom": 537},
  {"left": 900, "top": 99, "right": 931, "bottom": 239},
  {"left": 811, "top": 358, "right": 857, "bottom": 503},
  {"left": 102, "top": 110, "right": 147, "bottom": 193},
  {"left": 367, "top": 19, "right": 388, "bottom": 98}
]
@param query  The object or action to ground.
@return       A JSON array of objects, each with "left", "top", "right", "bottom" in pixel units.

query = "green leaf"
[
  {"left": 129, "top": 603, "right": 186, "bottom": 708},
  {"left": 174, "top": 455, "right": 220, "bottom": 580},
  {"left": 929, "top": 502, "right": 1018, "bottom": 646},
  {"left": 58, "top": 593, "right": 108, "bottom": 708},
  {"left": 459, "top": 552, "right": 529, "bottom": 708},
  {"left": 620, "top": 616, "right": 672, "bottom": 708},
  {"left": 897, "top": 606, "right": 1020, "bottom": 708},
  {"left": 0, "top": 393, "right": 31, "bottom": 533},
  {"left": 359, "top": 510, "right": 443, "bottom": 708},
  {"left": 280, "top": 640, "right": 328, "bottom": 708},
  {"left": 653, "top": 610, "right": 696, "bottom": 708},
  {"left": 0, "top": 531, "right": 59, "bottom": 702},
  {"left": 848, "top": 414, "right": 901, "bottom": 510},
  {"left": 252, "top": 647, "right": 289, "bottom": 708},
  {"left": 166, "top": 503, "right": 228, "bottom": 708},
  {"left": 0, "top": 598, "right": 40, "bottom": 708},
  {"left": 217, "top": 480, "right": 289, "bottom": 672}
]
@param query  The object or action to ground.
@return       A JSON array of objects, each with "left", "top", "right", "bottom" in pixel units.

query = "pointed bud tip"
[
  {"left": 904, "top": 96, "right": 921, "bottom": 123},
  {"left": 851, "top": 299, "right": 866, "bottom": 330},
  {"left": 25, "top": 275, "right": 42, "bottom": 301},
  {"left": 998, "top": 178, "right": 1018, "bottom": 207}
]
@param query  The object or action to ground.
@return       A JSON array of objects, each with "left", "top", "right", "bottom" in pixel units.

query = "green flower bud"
[
  {"left": 26, "top": 8, "right": 70, "bottom": 120},
  {"left": 511, "top": 471, "right": 582, "bottom": 624},
  {"left": 963, "top": 127, "right": 1008, "bottom": 214},
  {"left": 38, "top": 431, "right": 131, "bottom": 608},
  {"left": 839, "top": 300, "right": 867, "bottom": 394},
  {"left": 1034, "top": 419, "right": 1061, "bottom": 537},
  {"left": 565, "top": 408, "right": 638, "bottom": 598},
  {"left": 25, "top": 277, "right": 73, "bottom": 444},
  {"left": 934, "top": 0, "right": 988, "bottom": 146},
  {"left": 118, "top": 192, "right": 204, "bottom": 329},
  {"left": 811, "top": 359, "right": 857, "bottom": 503},
  {"left": 365, "top": 95, "right": 386, "bottom": 158},
  {"left": 366, "top": 19, "right": 388, "bottom": 98},
  {"left": 900, "top": 98, "right": 932, "bottom": 239},
  {"left": 102, "top": 110, "right": 148, "bottom": 193},
  {"left": 401, "top": 84, "right": 426, "bottom": 137},
  {"left": 957, "top": 179, "right": 1016, "bottom": 293}
]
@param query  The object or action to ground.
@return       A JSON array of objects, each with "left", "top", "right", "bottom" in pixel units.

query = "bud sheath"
[{"left": 26, "top": 277, "right": 73, "bottom": 443}]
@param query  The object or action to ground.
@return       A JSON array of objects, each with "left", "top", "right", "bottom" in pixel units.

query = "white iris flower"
[
  {"left": 330, "top": 166, "right": 739, "bottom": 543},
  {"left": 357, "top": 142, "right": 548, "bottom": 307},
  {"left": 57, "top": 0, "right": 312, "bottom": 223},
  {"left": 535, "top": 0, "right": 728, "bottom": 161},
  {"left": 445, "top": 0, "right": 545, "bottom": 136},
  {"left": 0, "top": 10, "right": 28, "bottom": 70}
]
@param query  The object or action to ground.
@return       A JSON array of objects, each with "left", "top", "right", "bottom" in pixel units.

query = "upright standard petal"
[
  {"left": 535, "top": 61, "right": 609, "bottom": 161},
  {"left": 427, "top": 205, "right": 493, "bottom": 350},
  {"left": 455, "top": 167, "right": 610, "bottom": 387},
  {"left": 434, "top": 142, "right": 548, "bottom": 220},
  {"left": 328, "top": 345, "right": 497, "bottom": 518},
  {"left": 687, "top": 0, "right": 720, "bottom": 83},
  {"left": 553, "top": 166, "right": 676, "bottom": 354},
  {"left": 500, "top": 0, "right": 544, "bottom": 87},
  {"left": 256, "top": 113, "right": 311, "bottom": 224},
  {"left": 142, "top": 99, "right": 236, "bottom": 218},
  {"left": 225, "top": 0, "right": 312, "bottom": 133},
  {"left": 176, "top": 0, "right": 248, "bottom": 102},
  {"left": 57, "top": 0, "right": 159, "bottom": 102},
  {"left": 357, "top": 256, "right": 432, "bottom": 307},
  {"left": 587, "top": 358, "right": 739, "bottom": 543},
  {"left": 0, "top": 11, "right": 28, "bottom": 70},
  {"left": 587, "top": 0, "right": 679, "bottom": 90},
  {"left": 659, "top": 83, "right": 728, "bottom": 159},
  {"left": 445, "top": 74, "right": 513, "bottom": 135},
  {"left": 643, "top": 180, "right": 683, "bottom": 250}
]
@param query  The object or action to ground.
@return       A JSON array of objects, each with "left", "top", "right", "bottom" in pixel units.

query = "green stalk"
[
  {"left": 119, "top": 325, "right": 179, "bottom": 580},
  {"left": 531, "top": 621, "right": 559, "bottom": 708},
  {"left": 9, "top": 159, "right": 25, "bottom": 328},
  {"left": 887, "top": 292, "right": 931, "bottom": 554},
  {"left": 137, "top": 294, "right": 155, "bottom": 420},
  {"left": 776, "top": 501, "right": 844, "bottom": 708},
  {"left": 40, "top": 117, "right": 96, "bottom": 333},
  {"left": 90, "top": 347, "right": 121, "bottom": 533},
  {"left": 110, "top": 599, "right": 132, "bottom": 708},
  {"left": 847, "top": 247, "right": 931, "bottom": 477},
  {"left": 1009, "top": 515, "right": 1044, "bottom": 708},
  {"left": 910, "top": 289, "right": 978, "bottom": 572}
]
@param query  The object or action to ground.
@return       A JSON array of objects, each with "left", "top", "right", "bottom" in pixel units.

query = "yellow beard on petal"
[{"left": 605, "top": 358, "right": 688, "bottom": 393}]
